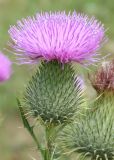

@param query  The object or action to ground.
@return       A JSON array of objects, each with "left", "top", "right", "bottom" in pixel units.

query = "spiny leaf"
[
  {"left": 17, "top": 98, "right": 33, "bottom": 133},
  {"left": 17, "top": 98, "right": 44, "bottom": 155}
]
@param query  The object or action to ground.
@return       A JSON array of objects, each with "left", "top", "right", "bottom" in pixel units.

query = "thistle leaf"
[
  {"left": 17, "top": 99, "right": 44, "bottom": 155},
  {"left": 18, "top": 99, "right": 34, "bottom": 134}
]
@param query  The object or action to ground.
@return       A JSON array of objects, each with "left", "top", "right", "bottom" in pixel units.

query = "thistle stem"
[{"left": 45, "top": 126, "right": 54, "bottom": 160}]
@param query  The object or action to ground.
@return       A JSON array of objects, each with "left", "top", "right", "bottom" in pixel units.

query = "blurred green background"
[{"left": 0, "top": 0, "right": 114, "bottom": 159}]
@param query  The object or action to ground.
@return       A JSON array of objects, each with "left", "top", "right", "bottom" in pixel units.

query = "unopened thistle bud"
[{"left": 60, "top": 93, "right": 114, "bottom": 160}]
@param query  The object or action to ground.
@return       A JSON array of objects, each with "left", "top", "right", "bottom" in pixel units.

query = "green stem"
[
  {"left": 44, "top": 124, "right": 66, "bottom": 160},
  {"left": 45, "top": 126, "right": 54, "bottom": 160}
]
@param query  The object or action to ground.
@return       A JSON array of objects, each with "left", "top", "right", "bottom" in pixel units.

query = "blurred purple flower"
[
  {"left": 0, "top": 52, "right": 12, "bottom": 82},
  {"left": 8, "top": 11, "right": 105, "bottom": 64}
]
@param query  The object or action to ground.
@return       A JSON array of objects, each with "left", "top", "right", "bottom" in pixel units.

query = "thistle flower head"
[
  {"left": 9, "top": 11, "right": 105, "bottom": 65},
  {"left": 0, "top": 52, "right": 12, "bottom": 82},
  {"left": 90, "top": 60, "right": 114, "bottom": 92}
]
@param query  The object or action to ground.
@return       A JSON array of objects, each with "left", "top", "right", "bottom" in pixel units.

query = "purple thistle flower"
[
  {"left": 8, "top": 11, "right": 105, "bottom": 64},
  {"left": 0, "top": 52, "right": 12, "bottom": 82}
]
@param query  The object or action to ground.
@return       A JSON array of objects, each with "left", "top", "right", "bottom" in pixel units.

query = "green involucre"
[{"left": 23, "top": 61, "right": 84, "bottom": 125}]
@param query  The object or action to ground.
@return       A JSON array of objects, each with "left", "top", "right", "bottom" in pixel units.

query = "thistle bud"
[{"left": 60, "top": 93, "right": 114, "bottom": 160}]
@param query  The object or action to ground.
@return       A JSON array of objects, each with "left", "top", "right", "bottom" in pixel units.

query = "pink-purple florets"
[
  {"left": 8, "top": 11, "right": 105, "bottom": 64},
  {"left": 0, "top": 52, "right": 12, "bottom": 82}
]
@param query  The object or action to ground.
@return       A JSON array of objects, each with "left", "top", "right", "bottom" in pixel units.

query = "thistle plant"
[
  {"left": 8, "top": 11, "right": 105, "bottom": 160},
  {"left": 60, "top": 61, "right": 114, "bottom": 160}
]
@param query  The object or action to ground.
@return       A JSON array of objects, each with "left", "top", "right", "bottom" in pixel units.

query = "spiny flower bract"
[
  {"left": 0, "top": 52, "right": 12, "bottom": 82},
  {"left": 23, "top": 61, "right": 85, "bottom": 125},
  {"left": 9, "top": 11, "right": 105, "bottom": 64}
]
